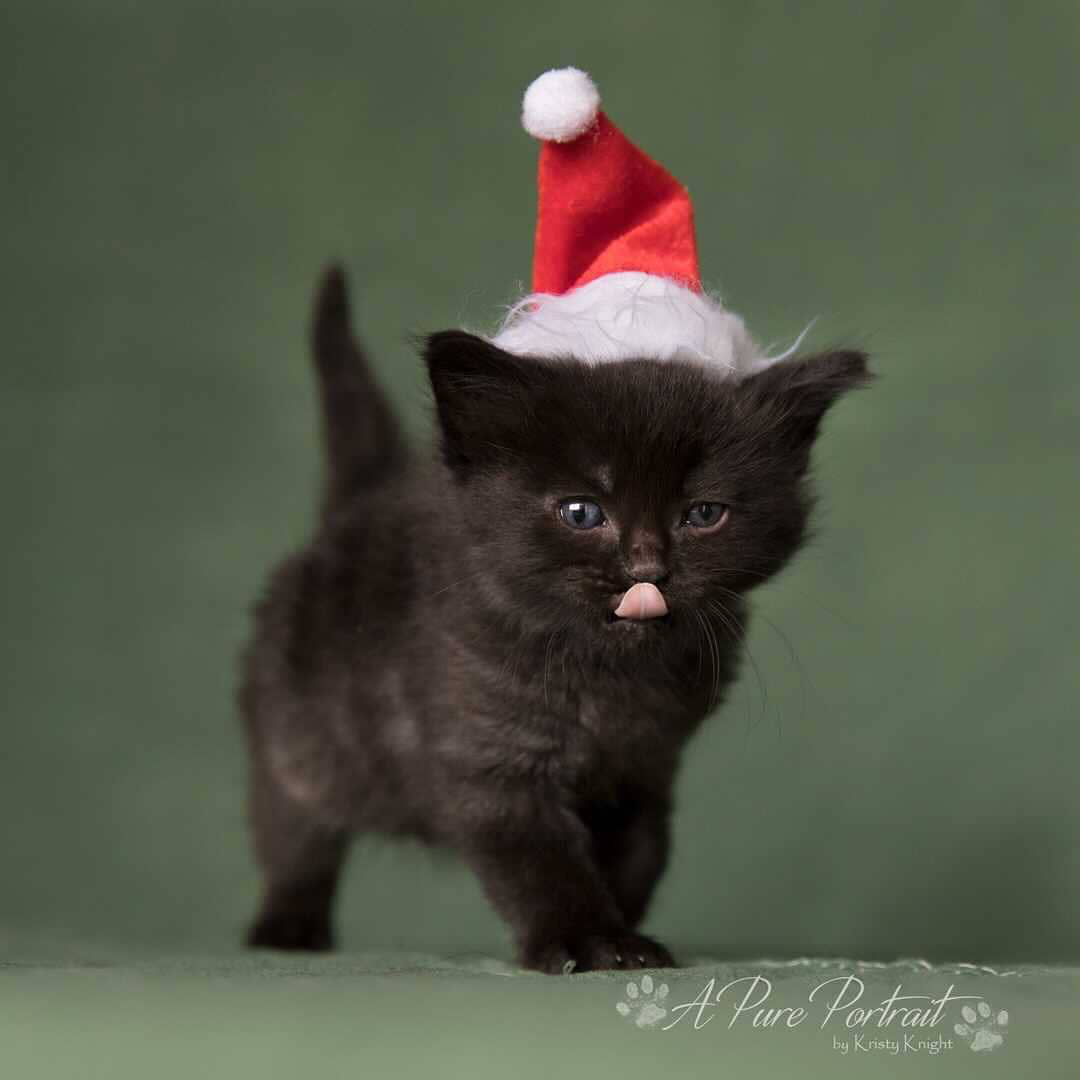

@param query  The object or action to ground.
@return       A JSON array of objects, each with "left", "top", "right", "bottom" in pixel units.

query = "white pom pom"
[{"left": 521, "top": 67, "right": 600, "bottom": 143}]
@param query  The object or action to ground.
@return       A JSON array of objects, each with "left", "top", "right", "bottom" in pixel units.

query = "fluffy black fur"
[{"left": 240, "top": 265, "right": 870, "bottom": 972}]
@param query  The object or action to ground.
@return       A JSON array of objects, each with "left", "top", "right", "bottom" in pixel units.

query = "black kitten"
[{"left": 240, "top": 264, "right": 870, "bottom": 972}]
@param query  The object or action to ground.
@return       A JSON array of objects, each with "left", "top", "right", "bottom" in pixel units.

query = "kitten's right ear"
[{"left": 424, "top": 330, "right": 548, "bottom": 473}]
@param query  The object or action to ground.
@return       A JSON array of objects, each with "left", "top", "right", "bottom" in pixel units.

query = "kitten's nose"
[
  {"left": 627, "top": 561, "right": 668, "bottom": 584},
  {"left": 624, "top": 529, "right": 669, "bottom": 583}
]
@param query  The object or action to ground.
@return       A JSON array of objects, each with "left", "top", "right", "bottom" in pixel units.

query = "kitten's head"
[{"left": 425, "top": 331, "right": 869, "bottom": 650}]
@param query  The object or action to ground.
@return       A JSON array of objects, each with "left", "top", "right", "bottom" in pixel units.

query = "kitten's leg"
[
  {"left": 458, "top": 795, "right": 675, "bottom": 974},
  {"left": 590, "top": 798, "right": 671, "bottom": 929},
  {"left": 245, "top": 766, "right": 350, "bottom": 952}
]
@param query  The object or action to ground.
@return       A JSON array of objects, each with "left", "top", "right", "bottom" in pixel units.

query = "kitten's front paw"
[
  {"left": 246, "top": 911, "right": 334, "bottom": 952},
  {"left": 523, "top": 930, "right": 675, "bottom": 974}
]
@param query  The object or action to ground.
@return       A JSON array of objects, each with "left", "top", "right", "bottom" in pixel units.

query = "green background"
[{"left": 3, "top": 2, "right": 1079, "bottom": 1074}]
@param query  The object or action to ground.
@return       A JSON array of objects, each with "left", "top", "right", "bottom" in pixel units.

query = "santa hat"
[{"left": 492, "top": 67, "right": 766, "bottom": 374}]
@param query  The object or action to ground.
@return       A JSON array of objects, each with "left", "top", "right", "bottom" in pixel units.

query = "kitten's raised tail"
[{"left": 311, "top": 263, "right": 406, "bottom": 507}]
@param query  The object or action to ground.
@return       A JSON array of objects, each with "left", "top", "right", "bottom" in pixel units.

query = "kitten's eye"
[
  {"left": 559, "top": 499, "right": 606, "bottom": 530},
  {"left": 684, "top": 502, "right": 729, "bottom": 529}
]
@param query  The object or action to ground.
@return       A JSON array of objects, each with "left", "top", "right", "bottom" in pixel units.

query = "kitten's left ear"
[
  {"left": 740, "top": 349, "right": 873, "bottom": 461},
  {"left": 424, "top": 330, "right": 551, "bottom": 473}
]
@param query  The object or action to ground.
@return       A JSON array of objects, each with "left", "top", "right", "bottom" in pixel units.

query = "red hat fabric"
[
  {"left": 522, "top": 68, "right": 701, "bottom": 295},
  {"left": 493, "top": 68, "right": 763, "bottom": 375}
]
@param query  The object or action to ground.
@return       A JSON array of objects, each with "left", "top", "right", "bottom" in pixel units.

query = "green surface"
[
  {"left": 3, "top": 0, "right": 1080, "bottom": 1074},
  {"left": 2, "top": 952, "right": 1078, "bottom": 1078}
]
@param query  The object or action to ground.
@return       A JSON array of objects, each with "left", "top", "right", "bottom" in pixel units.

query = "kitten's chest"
[{"left": 556, "top": 686, "right": 692, "bottom": 793}]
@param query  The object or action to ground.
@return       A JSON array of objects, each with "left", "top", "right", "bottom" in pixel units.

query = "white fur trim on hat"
[
  {"left": 521, "top": 67, "right": 601, "bottom": 143},
  {"left": 492, "top": 272, "right": 774, "bottom": 374}
]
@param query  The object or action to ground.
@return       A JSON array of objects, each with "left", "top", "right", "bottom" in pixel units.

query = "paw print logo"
[
  {"left": 615, "top": 974, "right": 669, "bottom": 1028},
  {"left": 954, "top": 1001, "right": 1009, "bottom": 1052}
]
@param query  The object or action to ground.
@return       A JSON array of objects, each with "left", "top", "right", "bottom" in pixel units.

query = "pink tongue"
[{"left": 614, "top": 583, "right": 669, "bottom": 621}]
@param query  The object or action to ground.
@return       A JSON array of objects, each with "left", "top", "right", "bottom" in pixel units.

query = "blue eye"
[
  {"left": 685, "top": 502, "right": 729, "bottom": 528},
  {"left": 559, "top": 499, "right": 606, "bottom": 530}
]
